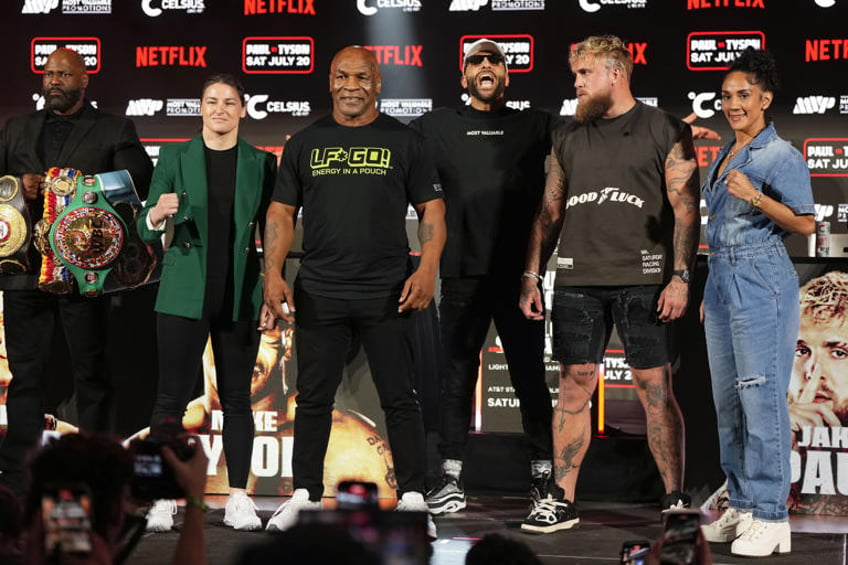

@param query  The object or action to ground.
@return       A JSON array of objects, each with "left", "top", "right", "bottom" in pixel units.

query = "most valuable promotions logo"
[
  {"left": 141, "top": 138, "right": 190, "bottom": 166},
  {"left": 22, "top": 0, "right": 112, "bottom": 13},
  {"left": 686, "top": 31, "right": 765, "bottom": 70},
  {"left": 459, "top": 35, "right": 534, "bottom": 73},
  {"left": 31, "top": 38, "right": 101, "bottom": 73},
  {"left": 449, "top": 0, "right": 545, "bottom": 9},
  {"left": 141, "top": 0, "right": 205, "bottom": 17},
  {"left": 242, "top": 37, "right": 314, "bottom": 74}
]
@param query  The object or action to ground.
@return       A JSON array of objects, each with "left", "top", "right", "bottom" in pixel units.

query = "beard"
[
  {"left": 43, "top": 86, "right": 83, "bottom": 113},
  {"left": 575, "top": 91, "right": 613, "bottom": 123},
  {"left": 466, "top": 77, "right": 506, "bottom": 105}
]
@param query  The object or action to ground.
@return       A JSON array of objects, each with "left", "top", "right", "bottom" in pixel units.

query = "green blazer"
[{"left": 137, "top": 136, "right": 276, "bottom": 321}]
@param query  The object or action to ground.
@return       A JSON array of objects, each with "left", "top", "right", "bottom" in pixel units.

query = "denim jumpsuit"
[{"left": 702, "top": 123, "right": 815, "bottom": 521}]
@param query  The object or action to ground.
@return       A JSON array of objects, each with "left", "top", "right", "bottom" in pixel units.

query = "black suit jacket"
[{"left": 0, "top": 100, "right": 154, "bottom": 289}]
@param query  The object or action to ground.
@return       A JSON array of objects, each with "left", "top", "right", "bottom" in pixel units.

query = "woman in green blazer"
[{"left": 137, "top": 74, "right": 276, "bottom": 532}]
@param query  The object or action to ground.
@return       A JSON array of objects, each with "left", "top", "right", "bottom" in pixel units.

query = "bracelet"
[
  {"left": 185, "top": 496, "right": 209, "bottom": 512},
  {"left": 751, "top": 191, "right": 764, "bottom": 207},
  {"left": 522, "top": 271, "right": 542, "bottom": 282}
]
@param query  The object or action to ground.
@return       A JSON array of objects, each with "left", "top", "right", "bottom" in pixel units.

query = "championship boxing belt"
[
  {"left": 0, "top": 175, "right": 33, "bottom": 274},
  {"left": 94, "top": 170, "right": 157, "bottom": 291},
  {"left": 49, "top": 173, "right": 126, "bottom": 297},
  {"left": 34, "top": 167, "right": 80, "bottom": 294}
]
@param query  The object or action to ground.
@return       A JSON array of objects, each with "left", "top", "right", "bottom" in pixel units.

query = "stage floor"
[{"left": 127, "top": 493, "right": 848, "bottom": 564}]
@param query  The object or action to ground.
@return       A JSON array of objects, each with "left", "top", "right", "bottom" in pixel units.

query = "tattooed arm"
[
  {"left": 262, "top": 201, "right": 298, "bottom": 325},
  {"left": 657, "top": 130, "right": 700, "bottom": 323},
  {"left": 519, "top": 147, "right": 568, "bottom": 321},
  {"left": 399, "top": 198, "right": 446, "bottom": 313}
]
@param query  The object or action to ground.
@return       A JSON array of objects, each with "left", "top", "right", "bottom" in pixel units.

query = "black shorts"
[{"left": 550, "top": 285, "right": 671, "bottom": 369}]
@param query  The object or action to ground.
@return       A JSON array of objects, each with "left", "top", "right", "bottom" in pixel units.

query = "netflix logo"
[
  {"left": 244, "top": 0, "right": 316, "bottom": 15},
  {"left": 363, "top": 45, "right": 423, "bottom": 67},
  {"left": 805, "top": 39, "right": 848, "bottom": 62},
  {"left": 136, "top": 46, "right": 207, "bottom": 67}
]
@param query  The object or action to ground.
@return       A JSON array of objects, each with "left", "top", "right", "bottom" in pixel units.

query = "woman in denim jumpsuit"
[{"left": 699, "top": 48, "right": 815, "bottom": 557}]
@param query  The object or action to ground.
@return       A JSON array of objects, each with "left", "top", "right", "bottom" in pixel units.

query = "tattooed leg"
[
  {"left": 553, "top": 362, "right": 598, "bottom": 501},
  {"left": 631, "top": 364, "right": 685, "bottom": 493}
]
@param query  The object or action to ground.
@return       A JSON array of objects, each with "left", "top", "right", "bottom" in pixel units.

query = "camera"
[
  {"left": 620, "top": 539, "right": 652, "bottom": 565},
  {"left": 128, "top": 420, "right": 196, "bottom": 500},
  {"left": 42, "top": 482, "right": 93, "bottom": 558},
  {"left": 658, "top": 509, "right": 704, "bottom": 565}
]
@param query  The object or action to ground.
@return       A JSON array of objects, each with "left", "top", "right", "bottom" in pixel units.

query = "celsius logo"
[
  {"left": 805, "top": 39, "right": 848, "bottom": 61},
  {"left": 136, "top": 46, "right": 207, "bottom": 67},
  {"left": 357, "top": 0, "right": 421, "bottom": 16},
  {"left": 141, "top": 0, "right": 205, "bottom": 17},
  {"left": 245, "top": 94, "right": 310, "bottom": 120},
  {"left": 22, "top": 0, "right": 58, "bottom": 13},
  {"left": 125, "top": 99, "right": 164, "bottom": 116},
  {"left": 793, "top": 96, "right": 836, "bottom": 115},
  {"left": 450, "top": 0, "right": 486, "bottom": 9},
  {"left": 243, "top": 0, "right": 316, "bottom": 14},
  {"left": 687, "top": 0, "right": 764, "bottom": 7},
  {"left": 506, "top": 100, "right": 531, "bottom": 111},
  {"left": 363, "top": 45, "right": 423, "bottom": 66},
  {"left": 578, "top": 0, "right": 645, "bottom": 12},
  {"left": 689, "top": 91, "right": 721, "bottom": 119},
  {"left": 815, "top": 0, "right": 835, "bottom": 6}
]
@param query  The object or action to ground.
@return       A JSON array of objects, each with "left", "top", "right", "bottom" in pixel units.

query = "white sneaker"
[
  {"left": 701, "top": 508, "right": 753, "bottom": 543},
  {"left": 396, "top": 491, "right": 437, "bottom": 540},
  {"left": 266, "top": 488, "right": 323, "bottom": 532},
  {"left": 145, "top": 499, "right": 177, "bottom": 532},
  {"left": 224, "top": 491, "right": 262, "bottom": 531},
  {"left": 731, "top": 519, "right": 791, "bottom": 557}
]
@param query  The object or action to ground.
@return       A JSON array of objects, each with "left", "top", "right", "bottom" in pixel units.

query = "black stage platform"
[{"left": 127, "top": 493, "right": 848, "bottom": 564}]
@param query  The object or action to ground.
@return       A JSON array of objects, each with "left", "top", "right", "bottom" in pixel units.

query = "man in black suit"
[{"left": 0, "top": 48, "right": 153, "bottom": 494}]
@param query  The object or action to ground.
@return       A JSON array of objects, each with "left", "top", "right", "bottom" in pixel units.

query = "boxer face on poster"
[
  {"left": 42, "top": 48, "right": 88, "bottom": 115},
  {"left": 790, "top": 271, "right": 848, "bottom": 429}
]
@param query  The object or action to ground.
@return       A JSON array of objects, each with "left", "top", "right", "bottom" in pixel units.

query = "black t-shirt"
[
  {"left": 551, "top": 102, "right": 688, "bottom": 287},
  {"left": 273, "top": 113, "right": 442, "bottom": 299},
  {"left": 410, "top": 106, "right": 556, "bottom": 277},
  {"left": 204, "top": 144, "right": 237, "bottom": 318}
]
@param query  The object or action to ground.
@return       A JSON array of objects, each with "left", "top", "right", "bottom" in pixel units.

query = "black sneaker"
[
  {"left": 660, "top": 490, "right": 692, "bottom": 512},
  {"left": 521, "top": 496, "right": 579, "bottom": 534},
  {"left": 529, "top": 471, "right": 554, "bottom": 508},
  {"left": 425, "top": 474, "right": 466, "bottom": 515}
]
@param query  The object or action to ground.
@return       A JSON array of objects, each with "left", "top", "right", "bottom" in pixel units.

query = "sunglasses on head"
[{"left": 465, "top": 53, "right": 505, "bottom": 66}]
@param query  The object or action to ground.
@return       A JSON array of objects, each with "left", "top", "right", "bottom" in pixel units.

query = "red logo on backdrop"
[
  {"left": 686, "top": 31, "right": 765, "bottom": 71},
  {"left": 628, "top": 42, "right": 648, "bottom": 65},
  {"left": 805, "top": 39, "right": 848, "bottom": 62},
  {"left": 804, "top": 138, "right": 848, "bottom": 177},
  {"left": 687, "top": 0, "right": 764, "bottom": 8},
  {"left": 136, "top": 46, "right": 207, "bottom": 67},
  {"left": 363, "top": 45, "right": 423, "bottom": 67},
  {"left": 695, "top": 144, "right": 725, "bottom": 169},
  {"left": 242, "top": 37, "right": 314, "bottom": 74},
  {"left": 244, "top": 0, "right": 316, "bottom": 15},
  {"left": 31, "top": 38, "right": 101, "bottom": 73},
  {"left": 459, "top": 34, "right": 534, "bottom": 73}
]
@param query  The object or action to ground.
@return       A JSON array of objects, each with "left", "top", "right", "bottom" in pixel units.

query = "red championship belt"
[{"left": 33, "top": 167, "right": 80, "bottom": 294}]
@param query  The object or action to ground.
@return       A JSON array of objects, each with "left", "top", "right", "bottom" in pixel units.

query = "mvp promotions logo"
[
  {"left": 459, "top": 34, "right": 534, "bottom": 73},
  {"left": 804, "top": 138, "right": 848, "bottom": 177},
  {"left": 31, "top": 38, "right": 101, "bottom": 73},
  {"left": 243, "top": 37, "right": 314, "bottom": 74},
  {"left": 686, "top": 31, "right": 765, "bottom": 70}
]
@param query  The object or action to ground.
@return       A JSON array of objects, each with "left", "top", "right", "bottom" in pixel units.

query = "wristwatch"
[{"left": 672, "top": 269, "right": 691, "bottom": 284}]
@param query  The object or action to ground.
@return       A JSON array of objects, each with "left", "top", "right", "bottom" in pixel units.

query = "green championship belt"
[
  {"left": 0, "top": 175, "right": 32, "bottom": 274},
  {"left": 50, "top": 173, "right": 126, "bottom": 297}
]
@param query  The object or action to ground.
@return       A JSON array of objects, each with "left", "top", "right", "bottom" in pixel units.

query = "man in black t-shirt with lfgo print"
[
  {"left": 409, "top": 39, "right": 557, "bottom": 525},
  {"left": 261, "top": 46, "right": 446, "bottom": 538},
  {"left": 520, "top": 34, "right": 701, "bottom": 534}
]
